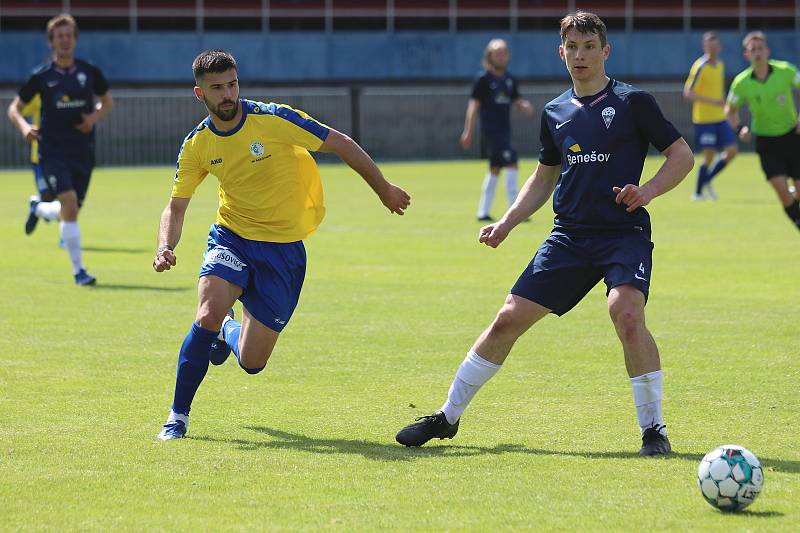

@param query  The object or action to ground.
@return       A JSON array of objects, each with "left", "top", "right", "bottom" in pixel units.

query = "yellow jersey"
[
  {"left": 20, "top": 94, "right": 41, "bottom": 164},
  {"left": 173, "top": 100, "right": 330, "bottom": 242},
  {"left": 685, "top": 57, "right": 726, "bottom": 124}
]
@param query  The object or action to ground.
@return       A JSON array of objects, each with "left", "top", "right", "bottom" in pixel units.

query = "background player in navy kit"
[
  {"left": 461, "top": 39, "right": 534, "bottom": 221},
  {"left": 397, "top": 12, "right": 694, "bottom": 456},
  {"left": 7, "top": 14, "right": 113, "bottom": 285}
]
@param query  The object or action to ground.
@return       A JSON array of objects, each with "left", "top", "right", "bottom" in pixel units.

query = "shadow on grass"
[
  {"left": 83, "top": 246, "right": 148, "bottom": 253},
  {"left": 190, "top": 427, "right": 800, "bottom": 474},
  {"left": 92, "top": 284, "right": 190, "bottom": 292},
  {"left": 725, "top": 510, "right": 784, "bottom": 518}
]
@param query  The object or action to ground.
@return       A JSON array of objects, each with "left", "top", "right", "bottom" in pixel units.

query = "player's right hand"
[
  {"left": 153, "top": 248, "right": 177, "bottom": 272},
  {"left": 479, "top": 222, "right": 510, "bottom": 248},
  {"left": 460, "top": 131, "right": 472, "bottom": 150},
  {"left": 23, "top": 125, "right": 40, "bottom": 143}
]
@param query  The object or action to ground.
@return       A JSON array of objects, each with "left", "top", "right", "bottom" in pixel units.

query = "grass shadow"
[
  {"left": 189, "top": 427, "right": 800, "bottom": 474},
  {"left": 92, "top": 283, "right": 190, "bottom": 292},
  {"left": 82, "top": 246, "right": 148, "bottom": 253}
]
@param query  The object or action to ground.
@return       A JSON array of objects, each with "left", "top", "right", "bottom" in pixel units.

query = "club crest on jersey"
[
  {"left": 602, "top": 107, "right": 615, "bottom": 129},
  {"left": 250, "top": 142, "right": 265, "bottom": 157},
  {"left": 203, "top": 246, "right": 246, "bottom": 271},
  {"left": 77, "top": 72, "right": 87, "bottom": 87}
]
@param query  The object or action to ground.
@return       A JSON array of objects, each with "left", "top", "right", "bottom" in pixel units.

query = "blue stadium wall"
[{"left": 2, "top": 30, "right": 800, "bottom": 83}]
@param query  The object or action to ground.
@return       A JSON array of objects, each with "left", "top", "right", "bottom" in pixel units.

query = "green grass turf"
[{"left": 0, "top": 154, "right": 797, "bottom": 531}]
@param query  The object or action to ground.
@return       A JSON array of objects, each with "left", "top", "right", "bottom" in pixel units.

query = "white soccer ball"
[{"left": 697, "top": 445, "right": 764, "bottom": 511}]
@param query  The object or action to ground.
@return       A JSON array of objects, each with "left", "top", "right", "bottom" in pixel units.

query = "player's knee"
[
  {"left": 725, "top": 145, "right": 738, "bottom": 160},
  {"left": 489, "top": 308, "right": 524, "bottom": 339},
  {"left": 610, "top": 307, "right": 644, "bottom": 341},
  {"left": 195, "top": 309, "right": 227, "bottom": 331}
]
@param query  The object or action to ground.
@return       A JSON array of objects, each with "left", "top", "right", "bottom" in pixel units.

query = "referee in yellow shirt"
[
  {"left": 684, "top": 31, "right": 738, "bottom": 200},
  {"left": 152, "top": 50, "right": 411, "bottom": 440}
]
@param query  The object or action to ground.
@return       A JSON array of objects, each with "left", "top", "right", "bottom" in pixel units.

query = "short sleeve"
[
  {"left": 510, "top": 77, "right": 520, "bottom": 101},
  {"left": 538, "top": 109, "right": 561, "bottom": 166},
  {"left": 171, "top": 131, "right": 208, "bottom": 198},
  {"left": 470, "top": 75, "right": 488, "bottom": 101},
  {"left": 727, "top": 76, "right": 744, "bottom": 108},
  {"left": 684, "top": 60, "right": 701, "bottom": 92},
  {"left": 18, "top": 74, "right": 40, "bottom": 104},
  {"left": 91, "top": 64, "right": 110, "bottom": 96},
  {"left": 269, "top": 104, "right": 330, "bottom": 152},
  {"left": 630, "top": 91, "right": 682, "bottom": 152}
]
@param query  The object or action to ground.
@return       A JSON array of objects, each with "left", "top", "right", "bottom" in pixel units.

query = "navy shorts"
[
  {"left": 39, "top": 153, "right": 94, "bottom": 206},
  {"left": 482, "top": 133, "right": 518, "bottom": 168},
  {"left": 199, "top": 224, "right": 306, "bottom": 333},
  {"left": 510, "top": 230, "right": 654, "bottom": 316},
  {"left": 694, "top": 121, "right": 736, "bottom": 151},
  {"left": 31, "top": 163, "right": 55, "bottom": 201}
]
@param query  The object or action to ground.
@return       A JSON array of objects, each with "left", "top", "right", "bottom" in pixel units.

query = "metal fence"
[{"left": 0, "top": 82, "right": 743, "bottom": 169}]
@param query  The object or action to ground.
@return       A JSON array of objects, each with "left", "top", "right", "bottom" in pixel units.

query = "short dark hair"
[
  {"left": 560, "top": 11, "right": 607, "bottom": 48},
  {"left": 47, "top": 13, "right": 78, "bottom": 42},
  {"left": 192, "top": 50, "right": 237, "bottom": 81}
]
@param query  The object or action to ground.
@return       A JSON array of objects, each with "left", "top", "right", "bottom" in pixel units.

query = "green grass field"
[{"left": 1, "top": 154, "right": 798, "bottom": 531}]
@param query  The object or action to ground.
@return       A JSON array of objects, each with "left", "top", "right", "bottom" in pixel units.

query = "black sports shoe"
[
  {"left": 209, "top": 308, "right": 235, "bottom": 365},
  {"left": 639, "top": 425, "right": 671, "bottom": 456},
  {"left": 395, "top": 411, "right": 459, "bottom": 447},
  {"left": 477, "top": 215, "right": 494, "bottom": 222},
  {"left": 25, "top": 197, "right": 40, "bottom": 235}
]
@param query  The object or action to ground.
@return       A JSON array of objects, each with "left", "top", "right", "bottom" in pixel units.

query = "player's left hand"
[
  {"left": 379, "top": 183, "right": 411, "bottom": 215},
  {"left": 518, "top": 100, "right": 535, "bottom": 116},
  {"left": 612, "top": 184, "right": 653, "bottom": 213},
  {"left": 75, "top": 113, "right": 97, "bottom": 134}
]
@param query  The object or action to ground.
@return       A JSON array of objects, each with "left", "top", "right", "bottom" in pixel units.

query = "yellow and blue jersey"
[
  {"left": 20, "top": 94, "right": 41, "bottom": 164},
  {"left": 685, "top": 57, "right": 726, "bottom": 124},
  {"left": 173, "top": 99, "right": 330, "bottom": 242}
]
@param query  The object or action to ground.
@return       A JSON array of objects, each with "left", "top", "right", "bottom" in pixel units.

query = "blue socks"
[
  {"left": 707, "top": 158, "right": 727, "bottom": 181},
  {"left": 222, "top": 318, "right": 266, "bottom": 374},
  {"left": 695, "top": 165, "right": 708, "bottom": 195},
  {"left": 171, "top": 323, "right": 217, "bottom": 416}
]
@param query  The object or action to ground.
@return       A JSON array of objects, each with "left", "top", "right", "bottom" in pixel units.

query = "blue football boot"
[
  {"left": 209, "top": 308, "right": 235, "bottom": 365},
  {"left": 156, "top": 412, "right": 188, "bottom": 441},
  {"left": 74, "top": 269, "right": 97, "bottom": 286}
]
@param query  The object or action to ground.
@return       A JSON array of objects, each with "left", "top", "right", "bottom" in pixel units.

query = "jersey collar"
[
  {"left": 206, "top": 99, "right": 248, "bottom": 137},
  {"left": 750, "top": 64, "right": 774, "bottom": 82}
]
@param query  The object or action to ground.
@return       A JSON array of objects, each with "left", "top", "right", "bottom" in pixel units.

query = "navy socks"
[{"left": 171, "top": 323, "right": 217, "bottom": 416}]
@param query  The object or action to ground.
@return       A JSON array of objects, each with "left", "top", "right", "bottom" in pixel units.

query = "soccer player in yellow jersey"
[
  {"left": 153, "top": 50, "right": 410, "bottom": 440},
  {"left": 684, "top": 31, "right": 737, "bottom": 200}
]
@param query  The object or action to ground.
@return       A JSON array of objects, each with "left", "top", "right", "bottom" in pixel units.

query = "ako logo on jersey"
[{"left": 562, "top": 135, "right": 611, "bottom": 166}]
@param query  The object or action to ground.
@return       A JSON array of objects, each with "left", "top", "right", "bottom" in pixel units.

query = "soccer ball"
[{"left": 697, "top": 445, "right": 764, "bottom": 511}]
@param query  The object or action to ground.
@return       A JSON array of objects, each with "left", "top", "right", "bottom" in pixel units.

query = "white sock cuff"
[
  {"left": 167, "top": 410, "right": 189, "bottom": 424},
  {"left": 630, "top": 370, "right": 663, "bottom": 406},
  {"left": 457, "top": 350, "right": 501, "bottom": 385},
  {"left": 59, "top": 221, "right": 80, "bottom": 239}
]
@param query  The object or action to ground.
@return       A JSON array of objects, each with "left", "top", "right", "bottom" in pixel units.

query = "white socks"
[
  {"left": 630, "top": 370, "right": 666, "bottom": 435},
  {"left": 35, "top": 200, "right": 61, "bottom": 221},
  {"left": 477, "top": 172, "right": 498, "bottom": 218},
  {"left": 505, "top": 168, "right": 519, "bottom": 205},
  {"left": 441, "top": 350, "right": 502, "bottom": 424},
  {"left": 59, "top": 221, "right": 84, "bottom": 275}
]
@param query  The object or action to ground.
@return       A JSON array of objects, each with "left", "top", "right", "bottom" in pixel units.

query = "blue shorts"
[
  {"left": 39, "top": 153, "right": 94, "bottom": 206},
  {"left": 510, "top": 230, "right": 654, "bottom": 316},
  {"left": 482, "top": 132, "right": 518, "bottom": 168},
  {"left": 199, "top": 224, "right": 307, "bottom": 333},
  {"left": 694, "top": 121, "right": 736, "bottom": 151}
]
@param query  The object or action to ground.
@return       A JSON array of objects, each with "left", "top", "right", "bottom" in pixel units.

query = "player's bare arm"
[
  {"left": 6, "top": 96, "right": 40, "bottom": 142},
  {"left": 75, "top": 91, "right": 114, "bottom": 134},
  {"left": 318, "top": 128, "right": 411, "bottom": 215},
  {"left": 613, "top": 137, "right": 694, "bottom": 212},
  {"left": 479, "top": 162, "right": 560, "bottom": 248},
  {"left": 153, "top": 197, "right": 190, "bottom": 272},
  {"left": 460, "top": 98, "right": 480, "bottom": 149}
]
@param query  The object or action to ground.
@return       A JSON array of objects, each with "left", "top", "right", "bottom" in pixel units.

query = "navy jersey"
[
  {"left": 18, "top": 59, "right": 109, "bottom": 158},
  {"left": 471, "top": 70, "right": 520, "bottom": 141},
  {"left": 539, "top": 79, "right": 681, "bottom": 233}
]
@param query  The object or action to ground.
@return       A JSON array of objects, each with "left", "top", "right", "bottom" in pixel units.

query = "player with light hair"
[
  {"left": 7, "top": 14, "right": 113, "bottom": 285},
  {"left": 684, "top": 31, "right": 737, "bottom": 200},
  {"left": 397, "top": 12, "right": 694, "bottom": 456},
  {"left": 461, "top": 38, "right": 534, "bottom": 221},
  {"left": 154, "top": 50, "right": 411, "bottom": 440},
  {"left": 726, "top": 31, "right": 800, "bottom": 231}
]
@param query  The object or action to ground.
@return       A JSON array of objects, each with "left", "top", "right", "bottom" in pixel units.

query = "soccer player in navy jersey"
[
  {"left": 461, "top": 39, "right": 534, "bottom": 221},
  {"left": 397, "top": 12, "right": 694, "bottom": 456},
  {"left": 7, "top": 14, "right": 113, "bottom": 285}
]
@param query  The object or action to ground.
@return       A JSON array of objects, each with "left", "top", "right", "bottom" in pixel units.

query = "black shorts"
[
  {"left": 755, "top": 130, "right": 800, "bottom": 180},
  {"left": 39, "top": 152, "right": 95, "bottom": 206},
  {"left": 510, "top": 229, "right": 654, "bottom": 316}
]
